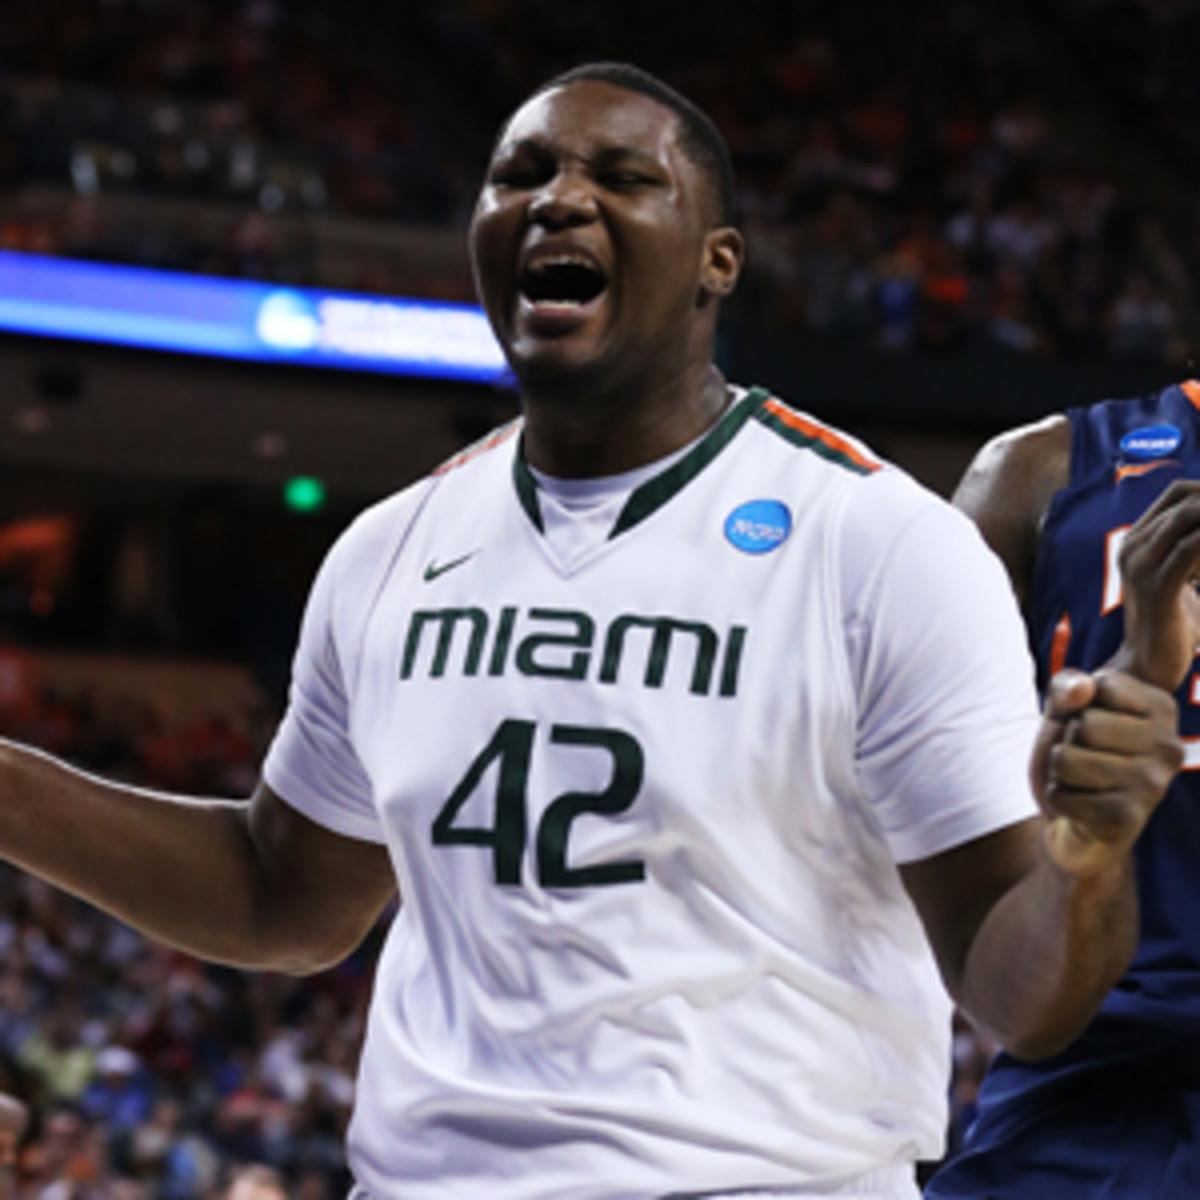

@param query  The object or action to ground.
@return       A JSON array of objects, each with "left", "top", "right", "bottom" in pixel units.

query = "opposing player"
[
  {"left": 928, "top": 383, "right": 1200, "bottom": 1197},
  {"left": 0, "top": 64, "right": 1186, "bottom": 1199}
]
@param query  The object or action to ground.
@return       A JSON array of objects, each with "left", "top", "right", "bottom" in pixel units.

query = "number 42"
[{"left": 431, "top": 719, "right": 647, "bottom": 888}]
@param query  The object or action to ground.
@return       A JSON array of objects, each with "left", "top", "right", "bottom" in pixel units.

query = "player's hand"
[
  {"left": 1031, "top": 668, "right": 1183, "bottom": 877},
  {"left": 1112, "top": 478, "right": 1200, "bottom": 691}
]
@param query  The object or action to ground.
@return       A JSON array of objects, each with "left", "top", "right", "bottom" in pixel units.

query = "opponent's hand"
[
  {"left": 1113, "top": 479, "right": 1200, "bottom": 691},
  {"left": 1031, "top": 669, "right": 1183, "bottom": 877}
]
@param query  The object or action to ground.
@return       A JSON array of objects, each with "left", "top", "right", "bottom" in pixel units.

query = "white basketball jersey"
[{"left": 265, "top": 387, "right": 1039, "bottom": 1199}]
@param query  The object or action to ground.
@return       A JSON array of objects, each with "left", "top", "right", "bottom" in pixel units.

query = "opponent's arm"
[
  {"left": 901, "top": 417, "right": 1183, "bottom": 1059},
  {"left": 902, "top": 668, "right": 1180, "bottom": 1060},
  {"left": 0, "top": 744, "right": 396, "bottom": 974}
]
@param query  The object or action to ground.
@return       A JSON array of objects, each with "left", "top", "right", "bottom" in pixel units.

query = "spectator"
[
  {"left": 225, "top": 1164, "right": 287, "bottom": 1200},
  {"left": 17, "top": 1004, "right": 96, "bottom": 1108},
  {"left": 1109, "top": 271, "right": 1177, "bottom": 360},
  {"left": 0, "top": 1092, "right": 28, "bottom": 1200},
  {"left": 78, "top": 1048, "right": 152, "bottom": 1148}
]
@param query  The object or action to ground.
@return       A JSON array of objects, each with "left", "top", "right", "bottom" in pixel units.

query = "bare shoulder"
[
  {"left": 952, "top": 414, "right": 1072, "bottom": 606},
  {"left": 953, "top": 414, "right": 1072, "bottom": 524}
]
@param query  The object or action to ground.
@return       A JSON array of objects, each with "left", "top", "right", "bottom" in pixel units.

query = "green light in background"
[{"left": 284, "top": 476, "right": 327, "bottom": 513}]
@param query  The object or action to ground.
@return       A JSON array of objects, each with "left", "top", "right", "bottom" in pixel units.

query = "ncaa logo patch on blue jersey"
[
  {"left": 1120, "top": 423, "right": 1181, "bottom": 460},
  {"left": 724, "top": 500, "right": 792, "bottom": 555}
]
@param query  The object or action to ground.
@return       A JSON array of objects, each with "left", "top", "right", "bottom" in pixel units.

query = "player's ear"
[{"left": 699, "top": 227, "right": 744, "bottom": 302}]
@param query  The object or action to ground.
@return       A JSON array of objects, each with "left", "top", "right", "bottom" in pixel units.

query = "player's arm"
[
  {"left": 901, "top": 666, "right": 1181, "bottom": 1060},
  {"left": 929, "top": 416, "right": 1197, "bottom": 1056},
  {"left": 906, "top": 418, "right": 1183, "bottom": 1058},
  {"left": 0, "top": 745, "right": 396, "bottom": 974},
  {"left": 951, "top": 414, "right": 1072, "bottom": 607},
  {"left": 852, "top": 467, "right": 1179, "bottom": 1061}
]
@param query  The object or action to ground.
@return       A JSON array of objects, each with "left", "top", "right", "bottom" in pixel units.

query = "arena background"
[{"left": 0, "top": 0, "right": 1193, "bottom": 1195}]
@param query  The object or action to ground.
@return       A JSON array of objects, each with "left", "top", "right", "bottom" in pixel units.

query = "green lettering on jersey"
[
  {"left": 399, "top": 606, "right": 747, "bottom": 697},
  {"left": 515, "top": 608, "right": 595, "bottom": 680},
  {"left": 719, "top": 626, "right": 748, "bottom": 698},
  {"left": 600, "top": 615, "right": 719, "bottom": 695},
  {"left": 401, "top": 607, "right": 489, "bottom": 679},
  {"left": 488, "top": 606, "right": 518, "bottom": 676}
]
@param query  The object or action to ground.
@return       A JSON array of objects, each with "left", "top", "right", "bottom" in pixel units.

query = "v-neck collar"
[{"left": 511, "top": 387, "right": 768, "bottom": 540}]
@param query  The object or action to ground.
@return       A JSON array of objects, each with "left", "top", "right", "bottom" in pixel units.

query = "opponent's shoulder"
[
  {"left": 954, "top": 414, "right": 1072, "bottom": 525},
  {"left": 952, "top": 414, "right": 1072, "bottom": 605}
]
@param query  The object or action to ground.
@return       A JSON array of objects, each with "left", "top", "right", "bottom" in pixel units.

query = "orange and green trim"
[
  {"left": 753, "top": 397, "right": 880, "bottom": 475},
  {"left": 512, "top": 386, "right": 878, "bottom": 539},
  {"left": 511, "top": 387, "right": 766, "bottom": 538},
  {"left": 435, "top": 419, "right": 522, "bottom": 476}
]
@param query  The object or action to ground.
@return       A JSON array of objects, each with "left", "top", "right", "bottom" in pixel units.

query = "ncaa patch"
[
  {"left": 724, "top": 499, "right": 792, "bottom": 555},
  {"left": 1120, "top": 423, "right": 1181, "bottom": 460}
]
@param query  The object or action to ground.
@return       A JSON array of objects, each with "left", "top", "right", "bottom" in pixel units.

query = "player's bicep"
[
  {"left": 899, "top": 817, "right": 1041, "bottom": 1001},
  {"left": 245, "top": 782, "right": 397, "bottom": 973}
]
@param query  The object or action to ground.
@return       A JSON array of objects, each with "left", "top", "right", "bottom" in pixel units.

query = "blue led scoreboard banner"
[{"left": 0, "top": 250, "right": 511, "bottom": 385}]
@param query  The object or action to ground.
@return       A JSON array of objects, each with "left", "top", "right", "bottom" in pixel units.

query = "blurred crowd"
[
  {"left": 1056, "top": 0, "right": 1200, "bottom": 181},
  {"left": 0, "top": 680, "right": 386, "bottom": 1200},
  {"left": 0, "top": 0, "right": 1189, "bottom": 361}
]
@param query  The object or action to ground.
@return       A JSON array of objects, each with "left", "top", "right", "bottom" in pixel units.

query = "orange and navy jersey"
[
  {"left": 927, "top": 383, "right": 1200, "bottom": 1197},
  {"left": 1028, "top": 380, "right": 1200, "bottom": 1021},
  {"left": 1028, "top": 380, "right": 1200, "bottom": 730}
]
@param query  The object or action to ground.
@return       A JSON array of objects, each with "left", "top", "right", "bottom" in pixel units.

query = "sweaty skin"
[{"left": 0, "top": 82, "right": 1183, "bottom": 1084}]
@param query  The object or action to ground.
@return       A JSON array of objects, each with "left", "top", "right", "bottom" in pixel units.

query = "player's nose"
[{"left": 527, "top": 168, "right": 599, "bottom": 228}]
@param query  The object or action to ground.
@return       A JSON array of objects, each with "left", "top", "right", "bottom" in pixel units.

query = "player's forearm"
[
  {"left": 0, "top": 740, "right": 315, "bottom": 971},
  {"left": 959, "top": 849, "right": 1137, "bottom": 1060}
]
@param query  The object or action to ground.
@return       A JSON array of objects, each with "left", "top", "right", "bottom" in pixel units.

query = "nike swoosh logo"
[
  {"left": 1114, "top": 457, "right": 1180, "bottom": 478},
  {"left": 423, "top": 551, "right": 478, "bottom": 582}
]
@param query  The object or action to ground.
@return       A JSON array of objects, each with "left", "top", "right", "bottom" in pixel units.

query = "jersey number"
[{"left": 431, "top": 719, "right": 646, "bottom": 887}]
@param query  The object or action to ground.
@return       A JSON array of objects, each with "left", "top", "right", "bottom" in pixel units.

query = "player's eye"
[
  {"left": 599, "top": 171, "right": 653, "bottom": 188},
  {"left": 489, "top": 159, "right": 552, "bottom": 188},
  {"left": 490, "top": 169, "right": 540, "bottom": 188}
]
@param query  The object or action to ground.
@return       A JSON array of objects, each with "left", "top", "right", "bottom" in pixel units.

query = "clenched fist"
[{"left": 1032, "top": 669, "right": 1183, "bottom": 877}]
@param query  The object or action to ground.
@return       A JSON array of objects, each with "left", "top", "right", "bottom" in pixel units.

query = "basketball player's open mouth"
[{"left": 518, "top": 257, "right": 609, "bottom": 312}]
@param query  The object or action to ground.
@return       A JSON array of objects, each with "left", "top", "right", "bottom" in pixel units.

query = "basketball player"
[
  {"left": 0, "top": 65, "right": 1186, "bottom": 1199},
  {"left": 927, "top": 384, "right": 1200, "bottom": 1197}
]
